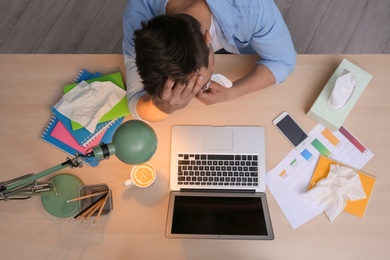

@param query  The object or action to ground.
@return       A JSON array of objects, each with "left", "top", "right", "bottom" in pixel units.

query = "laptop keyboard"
[{"left": 177, "top": 154, "right": 259, "bottom": 187}]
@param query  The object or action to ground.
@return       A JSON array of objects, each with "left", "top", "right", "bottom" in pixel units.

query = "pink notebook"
[{"left": 50, "top": 120, "right": 105, "bottom": 154}]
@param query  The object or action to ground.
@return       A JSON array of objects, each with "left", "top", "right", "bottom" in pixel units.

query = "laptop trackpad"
[{"left": 202, "top": 127, "right": 234, "bottom": 151}]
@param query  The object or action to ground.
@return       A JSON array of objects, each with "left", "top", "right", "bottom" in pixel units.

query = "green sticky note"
[{"left": 63, "top": 72, "right": 130, "bottom": 130}]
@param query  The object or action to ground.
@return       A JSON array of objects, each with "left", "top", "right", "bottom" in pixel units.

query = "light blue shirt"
[{"left": 123, "top": 0, "right": 296, "bottom": 119}]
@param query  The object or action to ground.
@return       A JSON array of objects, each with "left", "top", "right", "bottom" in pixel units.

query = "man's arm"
[
  {"left": 196, "top": 64, "right": 275, "bottom": 104},
  {"left": 197, "top": 1, "right": 295, "bottom": 104},
  {"left": 123, "top": 1, "right": 169, "bottom": 122}
]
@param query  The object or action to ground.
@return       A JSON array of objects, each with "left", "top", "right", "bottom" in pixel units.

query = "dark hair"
[{"left": 134, "top": 14, "right": 209, "bottom": 98}]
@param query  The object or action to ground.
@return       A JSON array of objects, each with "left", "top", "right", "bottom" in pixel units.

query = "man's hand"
[
  {"left": 197, "top": 65, "right": 277, "bottom": 105},
  {"left": 152, "top": 73, "right": 204, "bottom": 114},
  {"left": 196, "top": 81, "right": 234, "bottom": 105}
]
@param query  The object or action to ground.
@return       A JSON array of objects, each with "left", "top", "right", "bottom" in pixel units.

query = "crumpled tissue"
[
  {"left": 211, "top": 74, "right": 233, "bottom": 88},
  {"left": 306, "top": 164, "right": 366, "bottom": 222},
  {"left": 328, "top": 69, "right": 357, "bottom": 111},
  {"left": 54, "top": 81, "right": 126, "bottom": 133}
]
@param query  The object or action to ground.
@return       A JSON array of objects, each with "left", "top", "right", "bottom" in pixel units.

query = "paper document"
[{"left": 266, "top": 124, "right": 373, "bottom": 229}]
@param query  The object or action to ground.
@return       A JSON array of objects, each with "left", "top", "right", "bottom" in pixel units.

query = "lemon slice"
[{"left": 133, "top": 165, "right": 155, "bottom": 186}]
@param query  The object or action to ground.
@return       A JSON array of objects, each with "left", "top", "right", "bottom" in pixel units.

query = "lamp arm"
[{"left": 1, "top": 155, "right": 84, "bottom": 198}]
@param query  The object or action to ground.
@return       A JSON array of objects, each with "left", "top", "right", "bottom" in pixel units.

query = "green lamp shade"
[{"left": 111, "top": 120, "right": 157, "bottom": 165}]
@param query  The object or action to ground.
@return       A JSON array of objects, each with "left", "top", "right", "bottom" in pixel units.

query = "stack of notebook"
[{"left": 41, "top": 70, "right": 130, "bottom": 166}]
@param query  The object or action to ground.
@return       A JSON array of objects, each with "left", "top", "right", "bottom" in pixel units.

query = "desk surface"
[{"left": 0, "top": 54, "right": 389, "bottom": 259}]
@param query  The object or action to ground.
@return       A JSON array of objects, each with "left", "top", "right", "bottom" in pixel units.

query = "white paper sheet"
[{"left": 266, "top": 124, "right": 373, "bottom": 229}]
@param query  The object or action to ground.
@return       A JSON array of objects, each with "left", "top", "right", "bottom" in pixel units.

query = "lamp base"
[{"left": 41, "top": 173, "right": 84, "bottom": 218}]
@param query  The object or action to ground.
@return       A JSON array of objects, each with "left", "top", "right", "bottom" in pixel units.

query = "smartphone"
[{"left": 273, "top": 111, "right": 310, "bottom": 150}]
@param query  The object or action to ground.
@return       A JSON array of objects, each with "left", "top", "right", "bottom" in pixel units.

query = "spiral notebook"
[
  {"left": 74, "top": 69, "right": 102, "bottom": 82},
  {"left": 41, "top": 115, "right": 124, "bottom": 167},
  {"left": 51, "top": 107, "right": 117, "bottom": 147}
]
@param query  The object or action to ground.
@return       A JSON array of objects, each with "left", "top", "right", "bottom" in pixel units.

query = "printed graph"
[{"left": 277, "top": 124, "right": 373, "bottom": 195}]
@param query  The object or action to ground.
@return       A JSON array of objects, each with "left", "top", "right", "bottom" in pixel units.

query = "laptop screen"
[{"left": 165, "top": 191, "right": 274, "bottom": 240}]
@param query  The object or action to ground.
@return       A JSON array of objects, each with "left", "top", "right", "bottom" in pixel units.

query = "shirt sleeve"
[
  {"left": 122, "top": 0, "right": 167, "bottom": 56},
  {"left": 251, "top": 1, "right": 296, "bottom": 84},
  {"left": 122, "top": 0, "right": 167, "bottom": 120},
  {"left": 124, "top": 55, "right": 146, "bottom": 120}
]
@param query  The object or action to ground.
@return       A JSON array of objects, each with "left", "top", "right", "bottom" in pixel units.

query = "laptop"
[{"left": 165, "top": 125, "right": 274, "bottom": 240}]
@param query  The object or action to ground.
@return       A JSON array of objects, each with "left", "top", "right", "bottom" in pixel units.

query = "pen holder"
[{"left": 78, "top": 184, "right": 113, "bottom": 216}]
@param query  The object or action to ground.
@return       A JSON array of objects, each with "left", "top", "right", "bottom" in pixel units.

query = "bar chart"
[
  {"left": 267, "top": 124, "right": 374, "bottom": 228},
  {"left": 277, "top": 124, "right": 373, "bottom": 195}
]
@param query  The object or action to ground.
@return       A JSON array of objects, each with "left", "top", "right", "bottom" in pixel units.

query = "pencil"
[
  {"left": 81, "top": 203, "right": 101, "bottom": 224},
  {"left": 69, "top": 194, "right": 106, "bottom": 222},
  {"left": 76, "top": 199, "right": 105, "bottom": 223},
  {"left": 92, "top": 192, "right": 109, "bottom": 226},
  {"left": 66, "top": 191, "right": 108, "bottom": 203}
]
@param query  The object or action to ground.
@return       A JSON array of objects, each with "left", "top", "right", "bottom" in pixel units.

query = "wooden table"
[{"left": 0, "top": 54, "right": 389, "bottom": 259}]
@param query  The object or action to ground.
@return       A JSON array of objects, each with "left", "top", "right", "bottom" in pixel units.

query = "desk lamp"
[{"left": 0, "top": 120, "right": 157, "bottom": 202}]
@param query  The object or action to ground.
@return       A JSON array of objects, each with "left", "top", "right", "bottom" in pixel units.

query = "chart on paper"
[{"left": 276, "top": 124, "right": 373, "bottom": 196}]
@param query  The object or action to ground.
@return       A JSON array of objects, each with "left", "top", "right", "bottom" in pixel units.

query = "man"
[{"left": 123, "top": 0, "right": 296, "bottom": 122}]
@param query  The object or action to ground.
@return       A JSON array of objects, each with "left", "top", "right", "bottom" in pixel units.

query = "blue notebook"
[
  {"left": 41, "top": 115, "right": 124, "bottom": 167},
  {"left": 51, "top": 107, "right": 118, "bottom": 147},
  {"left": 74, "top": 69, "right": 102, "bottom": 82},
  {"left": 42, "top": 116, "right": 99, "bottom": 167}
]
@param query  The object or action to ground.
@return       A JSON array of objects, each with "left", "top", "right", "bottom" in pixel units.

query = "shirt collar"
[{"left": 209, "top": 15, "right": 239, "bottom": 54}]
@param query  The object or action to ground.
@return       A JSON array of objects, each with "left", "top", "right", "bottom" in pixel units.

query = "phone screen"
[{"left": 276, "top": 114, "right": 308, "bottom": 147}]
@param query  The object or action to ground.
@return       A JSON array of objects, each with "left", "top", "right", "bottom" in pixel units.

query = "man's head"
[{"left": 134, "top": 14, "right": 213, "bottom": 98}]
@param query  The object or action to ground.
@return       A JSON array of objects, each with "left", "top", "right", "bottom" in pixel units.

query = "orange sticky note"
[{"left": 308, "top": 155, "right": 375, "bottom": 218}]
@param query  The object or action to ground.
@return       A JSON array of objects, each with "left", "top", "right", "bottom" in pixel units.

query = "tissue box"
[{"left": 307, "top": 59, "right": 372, "bottom": 131}]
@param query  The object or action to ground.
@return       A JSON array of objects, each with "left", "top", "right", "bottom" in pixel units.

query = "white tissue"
[
  {"left": 54, "top": 81, "right": 126, "bottom": 133},
  {"left": 211, "top": 74, "right": 233, "bottom": 88},
  {"left": 306, "top": 164, "right": 366, "bottom": 222},
  {"left": 328, "top": 69, "right": 357, "bottom": 111}
]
